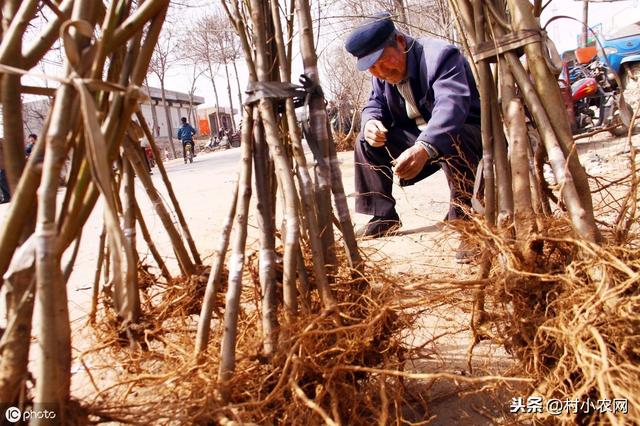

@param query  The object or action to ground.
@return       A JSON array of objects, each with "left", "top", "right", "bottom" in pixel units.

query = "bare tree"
[
  {"left": 184, "top": 9, "right": 245, "bottom": 134},
  {"left": 144, "top": 77, "right": 160, "bottom": 138},
  {"left": 407, "top": 0, "right": 454, "bottom": 40},
  {"left": 185, "top": 14, "right": 224, "bottom": 134},
  {"left": 337, "top": 0, "right": 453, "bottom": 39},
  {"left": 208, "top": 8, "right": 243, "bottom": 132},
  {"left": 185, "top": 60, "right": 205, "bottom": 126},
  {"left": 22, "top": 98, "right": 52, "bottom": 135},
  {"left": 149, "top": 30, "right": 179, "bottom": 158},
  {"left": 322, "top": 45, "right": 369, "bottom": 138},
  {"left": 231, "top": 58, "right": 243, "bottom": 120}
]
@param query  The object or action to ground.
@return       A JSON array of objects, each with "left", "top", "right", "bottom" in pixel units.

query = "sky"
[
  {"left": 146, "top": 1, "right": 341, "bottom": 111},
  {"left": 9, "top": 0, "right": 640, "bottom": 128},
  {"left": 541, "top": 0, "right": 640, "bottom": 54},
  {"left": 156, "top": 0, "right": 640, "bottom": 110}
]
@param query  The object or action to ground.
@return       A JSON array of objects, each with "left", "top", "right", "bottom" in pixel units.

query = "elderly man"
[{"left": 345, "top": 12, "right": 482, "bottom": 259}]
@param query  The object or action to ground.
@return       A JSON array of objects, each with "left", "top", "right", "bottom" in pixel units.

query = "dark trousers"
[
  {"left": 354, "top": 124, "right": 482, "bottom": 220},
  {"left": 182, "top": 140, "right": 194, "bottom": 161},
  {"left": 0, "top": 169, "right": 10, "bottom": 203}
]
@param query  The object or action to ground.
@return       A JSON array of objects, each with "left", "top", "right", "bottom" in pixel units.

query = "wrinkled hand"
[
  {"left": 394, "top": 144, "right": 430, "bottom": 180},
  {"left": 364, "top": 120, "right": 388, "bottom": 147}
]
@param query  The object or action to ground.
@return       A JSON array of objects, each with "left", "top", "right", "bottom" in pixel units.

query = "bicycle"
[{"left": 184, "top": 141, "right": 194, "bottom": 164}]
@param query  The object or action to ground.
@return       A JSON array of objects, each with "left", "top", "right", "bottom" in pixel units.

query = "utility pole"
[
  {"left": 582, "top": 0, "right": 589, "bottom": 46},
  {"left": 576, "top": 0, "right": 629, "bottom": 47}
]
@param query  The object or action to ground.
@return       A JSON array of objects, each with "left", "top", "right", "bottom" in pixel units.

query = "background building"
[
  {"left": 196, "top": 105, "right": 237, "bottom": 138},
  {"left": 22, "top": 86, "right": 206, "bottom": 143},
  {"left": 138, "top": 86, "right": 205, "bottom": 140}
]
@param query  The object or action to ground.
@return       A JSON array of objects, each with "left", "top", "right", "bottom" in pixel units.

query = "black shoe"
[
  {"left": 356, "top": 212, "right": 401, "bottom": 239},
  {"left": 455, "top": 239, "right": 480, "bottom": 264}
]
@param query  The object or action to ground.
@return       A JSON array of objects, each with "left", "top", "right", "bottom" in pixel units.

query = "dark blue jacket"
[
  {"left": 177, "top": 123, "right": 196, "bottom": 141},
  {"left": 361, "top": 36, "right": 481, "bottom": 156}
]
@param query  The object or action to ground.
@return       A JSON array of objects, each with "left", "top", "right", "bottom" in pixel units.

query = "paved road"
[
  {"left": 0, "top": 144, "right": 453, "bottom": 324},
  {"left": 164, "top": 146, "right": 241, "bottom": 179},
  {"left": 0, "top": 148, "right": 245, "bottom": 322},
  {"left": 2, "top": 131, "right": 636, "bottom": 422},
  {"left": 0, "top": 140, "right": 461, "bottom": 411},
  {"left": 91, "top": 147, "right": 245, "bottom": 287}
]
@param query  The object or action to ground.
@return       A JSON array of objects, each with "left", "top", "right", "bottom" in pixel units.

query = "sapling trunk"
[
  {"left": 0, "top": 132, "right": 45, "bottom": 288},
  {"left": 490, "top": 88, "right": 514, "bottom": 232},
  {"left": 472, "top": 0, "right": 496, "bottom": 226},
  {"left": 524, "top": 134, "right": 551, "bottom": 224},
  {"left": 268, "top": 0, "right": 335, "bottom": 308},
  {"left": 218, "top": 106, "right": 254, "bottom": 398},
  {"left": 90, "top": 225, "right": 107, "bottom": 323},
  {"left": 327, "top": 120, "right": 363, "bottom": 273},
  {"left": 62, "top": 231, "right": 83, "bottom": 282},
  {"left": 499, "top": 59, "right": 537, "bottom": 243},
  {"left": 296, "top": 245, "right": 311, "bottom": 312},
  {"left": 0, "top": 74, "right": 26, "bottom": 192},
  {"left": 0, "top": 239, "right": 36, "bottom": 406},
  {"left": 195, "top": 179, "right": 239, "bottom": 355},
  {"left": 252, "top": 118, "right": 278, "bottom": 356},
  {"left": 122, "top": 157, "right": 141, "bottom": 323},
  {"left": 296, "top": 0, "right": 338, "bottom": 274},
  {"left": 34, "top": 83, "right": 73, "bottom": 422},
  {"left": 123, "top": 136, "right": 195, "bottom": 276},
  {"left": 249, "top": 0, "right": 300, "bottom": 318}
]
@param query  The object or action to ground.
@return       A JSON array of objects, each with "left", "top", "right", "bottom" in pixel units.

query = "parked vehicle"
[
  {"left": 219, "top": 134, "right": 231, "bottom": 150},
  {"left": 229, "top": 131, "right": 241, "bottom": 147},
  {"left": 203, "top": 134, "right": 231, "bottom": 152},
  {"left": 600, "top": 21, "right": 640, "bottom": 112},
  {"left": 559, "top": 47, "right": 630, "bottom": 136}
]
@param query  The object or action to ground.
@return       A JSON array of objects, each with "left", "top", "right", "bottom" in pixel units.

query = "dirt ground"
[
  {"left": 1, "top": 129, "right": 638, "bottom": 424},
  {"left": 353, "top": 129, "right": 639, "bottom": 424}
]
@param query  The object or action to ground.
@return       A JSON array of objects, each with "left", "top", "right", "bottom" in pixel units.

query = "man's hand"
[
  {"left": 394, "top": 144, "right": 430, "bottom": 180},
  {"left": 364, "top": 120, "right": 388, "bottom": 147}
]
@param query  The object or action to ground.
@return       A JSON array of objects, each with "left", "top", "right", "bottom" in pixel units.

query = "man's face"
[
  {"left": 368, "top": 35, "right": 407, "bottom": 84},
  {"left": 28, "top": 136, "right": 36, "bottom": 144}
]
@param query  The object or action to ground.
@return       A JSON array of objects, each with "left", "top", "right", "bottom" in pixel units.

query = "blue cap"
[{"left": 345, "top": 12, "right": 396, "bottom": 71}]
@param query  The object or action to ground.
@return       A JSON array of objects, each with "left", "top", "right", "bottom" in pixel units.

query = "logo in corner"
[{"left": 5, "top": 406, "right": 21, "bottom": 423}]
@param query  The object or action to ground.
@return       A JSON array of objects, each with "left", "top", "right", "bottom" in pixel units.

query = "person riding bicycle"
[{"left": 177, "top": 117, "right": 197, "bottom": 163}]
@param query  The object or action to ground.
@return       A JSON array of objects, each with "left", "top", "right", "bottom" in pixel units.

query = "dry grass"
[
  {"left": 78, "top": 212, "right": 639, "bottom": 425},
  {"left": 456, "top": 137, "right": 640, "bottom": 425},
  {"left": 333, "top": 131, "right": 356, "bottom": 152},
  {"left": 74, "top": 140, "right": 639, "bottom": 425},
  {"left": 79, "top": 245, "right": 533, "bottom": 424},
  {"left": 456, "top": 213, "right": 639, "bottom": 424}
]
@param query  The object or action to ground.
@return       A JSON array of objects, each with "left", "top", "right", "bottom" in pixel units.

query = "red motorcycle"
[{"left": 559, "top": 47, "right": 629, "bottom": 136}]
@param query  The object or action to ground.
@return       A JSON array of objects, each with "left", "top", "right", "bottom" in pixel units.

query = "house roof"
[
  {"left": 197, "top": 105, "right": 237, "bottom": 115},
  {"left": 143, "top": 86, "right": 205, "bottom": 105}
]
